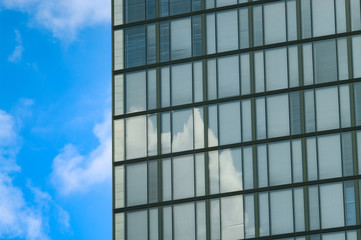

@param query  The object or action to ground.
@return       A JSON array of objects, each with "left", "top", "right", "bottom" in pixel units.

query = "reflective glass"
[
  {"left": 219, "top": 101, "right": 241, "bottom": 145},
  {"left": 264, "top": 2, "right": 286, "bottom": 44},
  {"left": 240, "top": 53, "right": 251, "bottom": 95},
  {"left": 127, "top": 210, "right": 147, "bottom": 240},
  {"left": 207, "top": 59, "right": 217, "bottom": 100},
  {"left": 287, "top": 0, "right": 297, "bottom": 41},
  {"left": 221, "top": 196, "right": 244, "bottom": 239},
  {"left": 147, "top": 24, "right": 156, "bottom": 64},
  {"left": 220, "top": 148, "right": 242, "bottom": 193},
  {"left": 340, "top": 85, "right": 351, "bottom": 128},
  {"left": 208, "top": 105, "right": 218, "bottom": 147},
  {"left": 174, "top": 203, "right": 195, "bottom": 240},
  {"left": 318, "top": 134, "right": 342, "bottom": 179},
  {"left": 162, "top": 159, "right": 172, "bottom": 201},
  {"left": 358, "top": 132, "right": 361, "bottom": 174},
  {"left": 161, "top": 112, "right": 171, "bottom": 154},
  {"left": 210, "top": 199, "right": 220, "bottom": 240},
  {"left": 218, "top": 55, "right": 240, "bottom": 98},
  {"left": 148, "top": 161, "right": 158, "bottom": 203},
  {"left": 209, "top": 151, "right": 220, "bottom": 194},
  {"left": 170, "top": 0, "right": 190, "bottom": 15},
  {"left": 172, "top": 63, "right": 192, "bottom": 106},
  {"left": 196, "top": 202, "right": 206, "bottom": 240},
  {"left": 171, "top": 18, "right": 191, "bottom": 60},
  {"left": 336, "top": 0, "right": 347, "bottom": 33},
  {"left": 125, "top": 26, "right": 146, "bottom": 68},
  {"left": 342, "top": 133, "right": 353, "bottom": 176},
  {"left": 257, "top": 145, "right": 268, "bottom": 188},
  {"left": 173, "top": 155, "right": 194, "bottom": 199},
  {"left": 351, "top": 0, "right": 361, "bottom": 31},
  {"left": 301, "top": 0, "right": 312, "bottom": 38},
  {"left": 290, "top": 92, "right": 301, "bottom": 135},
  {"left": 270, "top": 189, "right": 293, "bottom": 235},
  {"left": 160, "top": 21, "right": 170, "bottom": 62},
  {"left": 292, "top": 140, "right": 303, "bottom": 183},
  {"left": 312, "top": 0, "right": 335, "bottom": 37},
  {"left": 239, "top": 8, "right": 249, "bottom": 49},
  {"left": 126, "top": 71, "right": 146, "bottom": 113},
  {"left": 265, "top": 47, "right": 288, "bottom": 91},
  {"left": 320, "top": 183, "right": 345, "bottom": 228},
  {"left": 125, "top": 0, "right": 145, "bottom": 23},
  {"left": 161, "top": 67, "right": 170, "bottom": 108},
  {"left": 126, "top": 116, "right": 147, "bottom": 159},
  {"left": 323, "top": 232, "right": 345, "bottom": 240},
  {"left": 337, "top": 38, "right": 349, "bottom": 80},
  {"left": 147, "top": 70, "right": 157, "bottom": 110},
  {"left": 253, "top": 6, "right": 263, "bottom": 46},
  {"left": 267, "top": 94, "right": 290, "bottom": 138},
  {"left": 352, "top": 36, "right": 361, "bottom": 78},
  {"left": 172, "top": 109, "right": 193, "bottom": 152},
  {"left": 127, "top": 163, "right": 147, "bottom": 206},
  {"left": 268, "top": 141, "right": 292, "bottom": 186},
  {"left": 355, "top": 83, "right": 361, "bottom": 126},
  {"left": 195, "top": 154, "right": 205, "bottom": 196},
  {"left": 192, "top": 15, "right": 203, "bottom": 57},
  {"left": 194, "top": 108, "right": 205, "bottom": 149},
  {"left": 242, "top": 99, "right": 252, "bottom": 142},
  {"left": 307, "top": 138, "right": 318, "bottom": 181},
  {"left": 193, "top": 61, "right": 203, "bottom": 102},
  {"left": 149, "top": 208, "right": 158, "bottom": 240},
  {"left": 288, "top": 46, "right": 299, "bottom": 87},
  {"left": 316, "top": 87, "right": 340, "bottom": 131},
  {"left": 254, "top": 51, "right": 265, "bottom": 93},
  {"left": 256, "top": 97, "right": 266, "bottom": 139},
  {"left": 245, "top": 195, "right": 255, "bottom": 238},
  {"left": 304, "top": 90, "right": 315, "bottom": 133},
  {"left": 313, "top": 39, "right": 337, "bottom": 83},
  {"left": 294, "top": 188, "right": 305, "bottom": 231},
  {"left": 217, "top": 10, "right": 238, "bottom": 52},
  {"left": 243, "top": 147, "right": 253, "bottom": 189},
  {"left": 163, "top": 206, "right": 173, "bottom": 239},
  {"left": 308, "top": 186, "right": 320, "bottom": 230},
  {"left": 344, "top": 181, "right": 356, "bottom": 226},
  {"left": 216, "top": 0, "right": 236, "bottom": 7},
  {"left": 159, "top": 0, "right": 169, "bottom": 17},
  {"left": 303, "top": 43, "right": 314, "bottom": 85},
  {"left": 259, "top": 192, "right": 270, "bottom": 236},
  {"left": 206, "top": 14, "right": 216, "bottom": 54}
]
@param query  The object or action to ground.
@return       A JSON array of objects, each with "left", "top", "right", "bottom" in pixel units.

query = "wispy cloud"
[
  {"left": 0, "top": 109, "right": 70, "bottom": 240},
  {"left": 8, "top": 30, "right": 24, "bottom": 63},
  {"left": 1, "top": 0, "right": 110, "bottom": 41},
  {"left": 51, "top": 111, "right": 111, "bottom": 196}
]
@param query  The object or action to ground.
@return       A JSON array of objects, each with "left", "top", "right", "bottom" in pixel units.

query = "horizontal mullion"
[
  {"left": 112, "top": 0, "right": 282, "bottom": 30},
  {"left": 113, "top": 174, "right": 361, "bottom": 212},
  {"left": 113, "top": 125, "right": 361, "bottom": 166},
  {"left": 113, "top": 30, "right": 361, "bottom": 75},
  {"left": 113, "top": 77, "right": 361, "bottom": 120}
]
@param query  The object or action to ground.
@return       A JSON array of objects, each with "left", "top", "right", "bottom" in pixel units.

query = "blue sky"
[{"left": 0, "top": 1, "right": 111, "bottom": 239}]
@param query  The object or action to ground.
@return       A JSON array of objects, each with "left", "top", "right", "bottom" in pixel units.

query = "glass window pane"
[
  {"left": 312, "top": 0, "right": 335, "bottom": 37},
  {"left": 240, "top": 53, "right": 251, "bottom": 95},
  {"left": 193, "top": 61, "right": 203, "bottom": 102},
  {"left": 115, "top": 213, "right": 124, "bottom": 240},
  {"left": 160, "top": 21, "right": 170, "bottom": 62},
  {"left": 172, "top": 109, "right": 193, "bottom": 152},
  {"left": 254, "top": 51, "right": 265, "bottom": 93},
  {"left": 265, "top": 47, "right": 288, "bottom": 91},
  {"left": 245, "top": 195, "right": 255, "bottom": 238},
  {"left": 316, "top": 87, "right": 340, "bottom": 131},
  {"left": 287, "top": 0, "right": 297, "bottom": 41},
  {"left": 125, "top": 0, "right": 145, "bottom": 23},
  {"left": 160, "top": 0, "right": 169, "bottom": 17},
  {"left": 355, "top": 83, "right": 361, "bottom": 126},
  {"left": 347, "top": 231, "right": 357, "bottom": 240},
  {"left": 162, "top": 158, "right": 172, "bottom": 201},
  {"left": 288, "top": 46, "right": 299, "bottom": 87},
  {"left": 264, "top": 2, "right": 286, "bottom": 44},
  {"left": 147, "top": 24, "right": 156, "bottom": 64},
  {"left": 114, "top": 75, "right": 124, "bottom": 115},
  {"left": 163, "top": 206, "right": 173, "bottom": 239},
  {"left": 320, "top": 183, "right": 345, "bottom": 228},
  {"left": 259, "top": 192, "right": 270, "bottom": 236},
  {"left": 127, "top": 163, "right": 147, "bottom": 206},
  {"left": 270, "top": 189, "right": 293, "bottom": 235},
  {"left": 216, "top": 0, "right": 236, "bottom": 7},
  {"left": 304, "top": 90, "right": 315, "bottom": 133},
  {"left": 196, "top": 202, "right": 206, "bottom": 240},
  {"left": 127, "top": 210, "right": 147, "bottom": 240},
  {"left": 256, "top": 97, "right": 266, "bottom": 139},
  {"left": 207, "top": 59, "right": 217, "bottom": 100},
  {"left": 243, "top": 147, "right": 253, "bottom": 189},
  {"left": 147, "top": 70, "right": 157, "bottom": 110},
  {"left": 115, "top": 166, "right": 125, "bottom": 208},
  {"left": 206, "top": 14, "right": 216, "bottom": 54},
  {"left": 307, "top": 137, "right": 318, "bottom": 181},
  {"left": 242, "top": 99, "right": 252, "bottom": 142},
  {"left": 239, "top": 8, "right": 249, "bottom": 49},
  {"left": 126, "top": 71, "right": 146, "bottom": 113},
  {"left": 172, "top": 63, "right": 192, "bottom": 106},
  {"left": 174, "top": 203, "right": 195, "bottom": 240},
  {"left": 257, "top": 145, "right": 268, "bottom": 188},
  {"left": 290, "top": 92, "right": 301, "bottom": 135},
  {"left": 114, "top": 0, "right": 123, "bottom": 25},
  {"left": 253, "top": 6, "right": 263, "bottom": 46},
  {"left": 294, "top": 188, "right": 305, "bottom": 231},
  {"left": 173, "top": 155, "right": 194, "bottom": 199},
  {"left": 125, "top": 26, "right": 146, "bottom": 68},
  {"left": 171, "top": 18, "right": 191, "bottom": 60},
  {"left": 267, "top": 94, "right": 290, "bottom": 138},
  {"left": 210, "top": 199, "right": 220, "bottom": 240},
  {"left": 170, "top": 0, "right": 190, "bottom": 15},
  {"left": 357, "top": 132, "right": 361, "bottom": 174},
  {"left": 313, "top": 39, "right": 337, "bottom": 83},
  {"left": 161, "top": 112, "right": 171, "bottom": 154},
  {"left": 337, "top": 38, "right": 349, "bottom": 80},
  {"left": 303, "top": 43, "right": 314, "bottom": 85},
  {"left": 161, "top": 67, "right": 170, "bottom": 108},
  {"left": 114, "top": 119, "right": 124, "bottom": 162},
  {"left": 219, "top": 101, "right": 241, "bottom": 145},
  {"left": 352, "top": 36, "right": 361, "bottom": 78},
  {"left": 220, "top": 148, "right": 243, "bottom": 193},
  {"left": 268, "top": 141, "right": 292, "bottom": 186},
  {"left": 350, "top": 0, "right": 361, "bottom": 31},
  {"left": 344, "top": 181, "right": 356, "bottom": 226},
  {"left": 221, "top": 196, "right": 244, "bottom": 239},
  {"left": 149, "top": 208, "right": 158, "bottom": 240},
  {"left": 318, "top": 134, "right": 342, "bottom": 179},
  {"left": 209, "top": 151, "right": 220, "bottom": 194},
  {"left": 218, "top": 55, "right": 240, "bottom": 98},
  {"left": 309, "top": 186, "right": 320, "bottom": 230},
  {"left": 301, "top": 0, "right": 312, "bottom": 38},
  {"left": 192, "top": 15, "right": 203, "bottom": 57},
  {"left": 208, "top": 105, "right": 218, "bottom": 147},
  {"left": 195, "top": 154, "right": 205, "bottom": 196},
  {"left": 336, "top": 0, "right": 347, "bottom": 33},
  {"left": 217, "top": 10, "right": 238, "bottom": 52},
  {"left": 194, "top": 107, "right": 204, "bottom": 149},
  {"left": 148, "top": 161, "right": 158, "bottom": 203},
  {"left": 147, "top": 0, "right": 156, "bottom": 19},
  {"left": 323, "top": 232, "right": 345, "bottom": 240},
  {"left": 292, "top": 140, "right": 303, "bottom": 183},
  {"left": 126, "top": 116, "right": 147, "bottom": 159},
  {"left": 342, "top": 132, "right": 354, "bottom": 177}
]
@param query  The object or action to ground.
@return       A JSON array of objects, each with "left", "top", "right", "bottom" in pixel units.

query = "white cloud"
[
  {"left": 0, "top": 109, "right": 69, "bottom": 240},
  {"left": 51, "top": 111, "right": 111, "bottom": 195},
  {"left": 1, "top": 0, "right": 110, "bottom": 41},
  {"left": 8, "top": 30, "right": 24, "bottom": 63}
]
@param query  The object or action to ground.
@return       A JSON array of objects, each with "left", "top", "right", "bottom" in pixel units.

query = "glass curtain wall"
[{"left": 113, "top": 0, "right": 361, "bottom": 239}]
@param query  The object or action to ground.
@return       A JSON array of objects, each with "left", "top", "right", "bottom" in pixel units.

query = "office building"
[{"left": 112, "top": 0, "right": 361, "bottom": 239}]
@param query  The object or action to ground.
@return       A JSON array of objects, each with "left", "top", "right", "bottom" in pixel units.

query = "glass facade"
[{"left": 112, "top": 0, "right": 361, "bottom": 239}]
